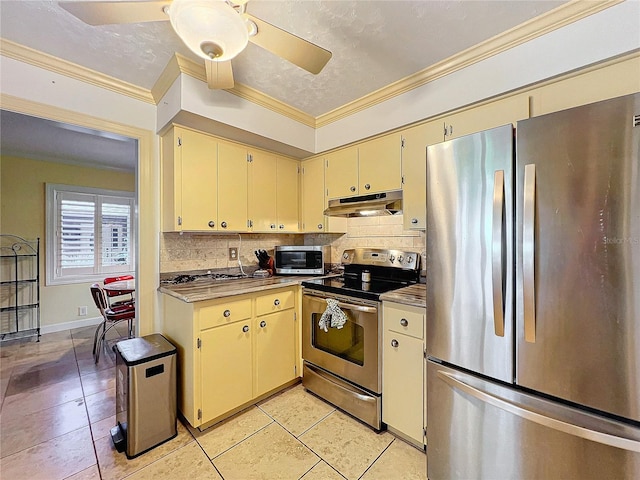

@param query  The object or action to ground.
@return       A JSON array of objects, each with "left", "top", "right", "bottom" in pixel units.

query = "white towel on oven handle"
[{"left": 318, "top": 298, "right": 348, "bottom": 332}]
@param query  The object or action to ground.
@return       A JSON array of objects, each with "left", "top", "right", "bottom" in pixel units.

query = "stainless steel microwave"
[{"left": 275, "top": 246, "right": 330, "bottom": 275}]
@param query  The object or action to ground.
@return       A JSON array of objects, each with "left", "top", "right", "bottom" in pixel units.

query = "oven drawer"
[
  {"left": 383, "top": 303, "right": 424, "bottom": 340},
  {"left": 256, "top": 289, "right": 294, "bottom": 316},
  {"left": 198, "top": 298, "right": 252, "bottom": 329}
]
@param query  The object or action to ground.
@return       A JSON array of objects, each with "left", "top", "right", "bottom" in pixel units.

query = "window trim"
[{"left": 46, "top": 183, "right": 136, "bottom": 286}]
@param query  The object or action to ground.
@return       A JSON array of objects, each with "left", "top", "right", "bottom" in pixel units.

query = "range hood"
[{"left": 324, "top": 190, "right": 403, "bottom": 217}]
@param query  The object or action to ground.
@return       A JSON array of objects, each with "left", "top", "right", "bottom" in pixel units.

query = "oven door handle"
[{"left": 303, "top": 294, "right": 378, "bottom": 314}]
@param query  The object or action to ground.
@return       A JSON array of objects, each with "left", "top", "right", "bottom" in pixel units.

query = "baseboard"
[{"left": 40, "top": 316, "right": 103, "bottom": 334}]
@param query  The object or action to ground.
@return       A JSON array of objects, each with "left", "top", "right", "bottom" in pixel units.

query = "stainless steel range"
[{"left": 301, "top": 248, "right": 421, "bottom": 429}]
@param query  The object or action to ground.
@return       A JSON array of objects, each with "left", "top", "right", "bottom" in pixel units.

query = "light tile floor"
[{"left": 1, "top": 327, "right": 427, "bottom": 480}]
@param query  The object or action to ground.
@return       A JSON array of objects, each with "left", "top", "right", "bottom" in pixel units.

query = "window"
[{"left": 46, "top": 184, "right": 135, "bottom": 285}]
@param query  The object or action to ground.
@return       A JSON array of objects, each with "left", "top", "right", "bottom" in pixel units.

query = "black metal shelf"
[{"left": 1, "top": 235, "right": 40, "bottom": 342}]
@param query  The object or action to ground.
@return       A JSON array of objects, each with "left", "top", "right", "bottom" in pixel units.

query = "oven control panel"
[{"left": 341, "top": 248, "right": 420, "bottom": 270}]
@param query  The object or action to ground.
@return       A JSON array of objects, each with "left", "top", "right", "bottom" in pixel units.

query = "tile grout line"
[
  {"left": 72, "top": 327, "right": 104, "bottom": 480},
  {"left": 356, "top": 437, "right": 396, "bottom": 480}
]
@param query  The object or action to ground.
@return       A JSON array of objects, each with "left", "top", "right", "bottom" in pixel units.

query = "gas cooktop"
[{"left": 160, "top": 272, "right": 247, "bottom": 285}]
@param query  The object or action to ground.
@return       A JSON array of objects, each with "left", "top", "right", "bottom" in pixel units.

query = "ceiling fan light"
[{"left": 169, "top": 0, "right": 249, "bottom": 62}]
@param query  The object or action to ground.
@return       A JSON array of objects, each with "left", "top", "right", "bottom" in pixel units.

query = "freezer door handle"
[
  {"left": 492, "top": 170, "right": 505, "bottom": 337},
  {"left": 437, "top": 369, "right": 640, "bottom": 453},
  {"left": 523, "top": 163, "right": 536, "bottom": 342}
]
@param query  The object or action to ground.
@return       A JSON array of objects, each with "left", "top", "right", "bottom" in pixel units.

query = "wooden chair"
[
  {"left": 90, "top": 283, "right": 135, "bottom": 363},
  {"left": 104, "top": 275, "right": 135, "bottom": 308}
]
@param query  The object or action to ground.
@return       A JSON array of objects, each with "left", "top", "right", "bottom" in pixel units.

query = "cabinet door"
[
  {"left": 254, "top": 310, "right": 296, "bottom": 397},
  {"left": 249, "top": 151, "right": 277, "bottom": 232},
  {"left": 276, "top": 157, "right": 300, "bottom": 232},
  {"left": 161, "top": 128, "right": 181, "bottom": 232},
  {"left": 358, "top": 133, "right": 402, "bottom": 194},
  {"left": 180, "top": 128, "right": 218, "bottom": 231},
  {"left": 301, "top": 157, "right": 325, "bottom": 232},
  {"left": 200, "top": 322, "right": 253, "bottom": 423},
  {"left": 218, "top": 141, "right": 248, "bottom": 232},
  {"left": 401, "top": 121, "right": 443, "bottom": 230},
  {"left": 444, "top": 94, "right": 529, "bottom": 140},
  {"left": 382, "top": 330, "right": 424, "bottom": 444},
  {"left": 325, "top": 147, "right": 358, "bottom": 199}
]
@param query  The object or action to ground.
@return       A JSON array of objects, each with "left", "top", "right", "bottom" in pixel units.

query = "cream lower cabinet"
[
  {"left": 382, "top": 302, "right": 425, "bottom": 446},
  {"left": 162, "top": 286, "right": 298, "bottom": 428}
]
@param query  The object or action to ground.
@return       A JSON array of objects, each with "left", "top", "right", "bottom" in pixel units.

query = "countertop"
[
  {"left": 159, "top": 275, "right": 322, "bottom": 303},
  {"left": 379, "top": 283, "right": 426, "bottom": 308}
]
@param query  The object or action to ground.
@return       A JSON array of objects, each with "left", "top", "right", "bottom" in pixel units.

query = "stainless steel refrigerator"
[{"left": 425, "top": 93, "right": 640, "bottom": 479}]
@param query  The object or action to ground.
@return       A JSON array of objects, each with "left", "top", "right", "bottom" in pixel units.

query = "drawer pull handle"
[
  {"left": 223, "top": 310, "right": 231, "bottom": 317},
  {"left": 260, "top": 320, "right": 267, "bottom": 328},
  {"left": 242, "top": 325, "right": 249, "bottom": 333},
  {"left": 391, "top": 339, "right": 399, "bottom": 348},
  {"left": 274, "top": 299, "right": 280, "bottom": 306},
  {"left": 400, "top": 318, "right": 408, "bottom": 327}
]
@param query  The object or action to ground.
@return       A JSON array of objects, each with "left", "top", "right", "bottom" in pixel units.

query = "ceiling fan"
[{"left": 59, "top": 0, "right": 332, "bottom": 89}]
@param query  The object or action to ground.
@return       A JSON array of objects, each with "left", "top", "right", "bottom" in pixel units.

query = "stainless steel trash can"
[{"left": 112, "top": 333, "right": 177, "bottom": 458}]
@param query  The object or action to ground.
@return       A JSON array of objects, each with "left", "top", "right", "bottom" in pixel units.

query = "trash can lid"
[{"left": 115, "top": 333, "right": 176, "bottom": 366}]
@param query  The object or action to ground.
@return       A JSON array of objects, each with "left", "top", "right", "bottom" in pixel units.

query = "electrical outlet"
[
  {"left": 78, "top": 306, "right": 88, "bottom": 316},
  {"left": 229, "top": 247, "right": 238, "bottom": 260}
]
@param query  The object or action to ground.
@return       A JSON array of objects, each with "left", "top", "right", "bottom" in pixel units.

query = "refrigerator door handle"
[
  {"left": 437, "top": 369, "right": 640, "bottom": 453},
  {"left": 523, "top": 163, "right": 536, "bottom": 342},
  {"left": 492, "top": 170, "right": 505, "bottom": 337}
]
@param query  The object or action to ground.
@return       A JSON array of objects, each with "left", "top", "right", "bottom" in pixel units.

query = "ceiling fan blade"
[
  {"left": 59, "top": 1, "right": 171, "bottom": 26},
  {"left": 205, "top": 59, "right": 235, "bottom": 89},
  {"left": 245, "top": 13, "right": 332, "bottom": 75}
]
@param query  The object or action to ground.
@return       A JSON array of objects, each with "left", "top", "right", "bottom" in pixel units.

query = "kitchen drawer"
[
  {"left": 198, "top": 298, "right": 252, "bottom": 330},
  {"left": 256, "top": 289, "right": 294, "bottom": 316},
  {"left": 384, "top": 304, "right": 424, "bottom": 339}
]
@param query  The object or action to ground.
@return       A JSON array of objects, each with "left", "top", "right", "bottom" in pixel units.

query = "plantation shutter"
[{"left": 57, "top": 191, "right": 96, "bottom": 276}]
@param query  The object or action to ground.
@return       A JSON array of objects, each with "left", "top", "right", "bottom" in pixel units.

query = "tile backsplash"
[{"left": 160, "top": 214, "right": 425, "bottom": 274}]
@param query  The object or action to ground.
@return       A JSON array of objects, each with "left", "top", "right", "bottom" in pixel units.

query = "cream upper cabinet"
[
  {"left": 301, "top": 156, "right": 325, "bottom": 232},
  {"left": 529, "top": 55, "right": 640, "bottom": 116},
  {"left": 249, "top": 150, "right": 278, "bottom": 232},
  {"left": 358, "top": 133, "right": 402, "bottom": 194},
  {"left": 249, "top": 152, "right": 300, "bottom": 232},
  {"left": 401, "top": 121, "right": 443, "bottom": 230},
  {"left": 382, "top": 302, "right": 425, "bottom": 446},
  {"left": 442, "top": 94, "right": 529, "bottom": 140},
  {"left": 301, "top": 156, "right": 347, "bottom": 234},
  {"left": 217, "top": 141, "right": 248, "bottom": 232},
  {"left": 161, "top": 126, "right": 218, "bottom": 232},
  {"left": 276, "top": 157, "right": 300, "bottom": 232},
  {"left": 325, "top": 146, "right": 359, "bottom": 199}
]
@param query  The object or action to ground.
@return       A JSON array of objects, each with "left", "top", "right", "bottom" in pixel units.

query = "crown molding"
[
  {"left": 315, "top": 0, "right": 623, "bottom": 127},
  {"left": 152, "top": 52, "right": 316, "bottom": 128},
  {"left": 0, "top": 38, "right": 155, "bottom": 105},
  {"left": 1, "top": 0, "right": 623, "bottom": 128}
]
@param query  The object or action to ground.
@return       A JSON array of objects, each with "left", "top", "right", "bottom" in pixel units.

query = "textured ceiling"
[
  {"left": 1, "top": 0, "right": 570, "bottom": 170},
  {"left": 0, "top": 0, "right": 567, "bottom": 117}
]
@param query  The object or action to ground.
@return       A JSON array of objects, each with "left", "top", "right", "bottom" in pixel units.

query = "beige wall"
[{"left": 0, "top": 155, "right": 135, "bottom": 329}]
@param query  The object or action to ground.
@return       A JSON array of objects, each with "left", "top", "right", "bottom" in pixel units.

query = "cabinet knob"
[
  {"left": 317, "top": 224, "right": 323, "bottom": 230},
  {"left": 279, "top": 224, "right": 284, "bottom": 229},
  {"left": 350, "top": 186, "right": 356, "bottom": 192},
  {"left": 260, "top": 320, "right": 267, "bottom": 328},
  {"left": 391, "top": 339, "right": 399, "bottom": 348},
  {"left": 223, "top": 309, "right": 231, "bottom": 318},
  {"left": 400, "top": 318, "right": 409, "bottom": 327},
  {"left": 411, "top": 218, "right": 418, "bottom": 224},
  {"left": 274, "top": 299, "right": 280, "bottom": 306},
  {"left": 270, "top": 224, "right": 276, "bottom": 229},
  {"left": 208, "top": 221, "right": 215, "bottom": 228},
  {"left": 221, "top": 221, "right": 227, "bottom": 228},
  {"left": 364, "top": 183, "right": 371, "bottom": 190},
  {"left": 242, "top": 325, "right": 249, "bottom": 333}
]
